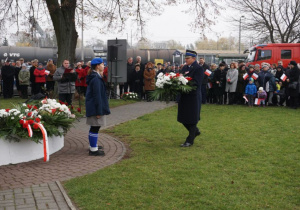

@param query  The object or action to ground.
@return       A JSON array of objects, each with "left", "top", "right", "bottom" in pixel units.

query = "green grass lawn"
[{"left": 64, "top": 105, "right": 300, "bottom": 209}]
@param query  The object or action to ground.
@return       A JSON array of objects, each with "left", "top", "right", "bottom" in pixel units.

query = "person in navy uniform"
[{"left": 178, "top": 50, "right": 204, "bottom": 147}]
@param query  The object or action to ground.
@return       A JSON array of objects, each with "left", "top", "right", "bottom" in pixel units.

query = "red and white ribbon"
[
  {"left": 36, "top": 123, "right": 49, "bottom": 162},
  {"left": 23, "top": 120, "right": 33, "bottom": 137}
]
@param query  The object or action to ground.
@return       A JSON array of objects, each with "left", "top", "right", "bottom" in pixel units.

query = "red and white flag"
[
  {"left": 243, "top": 73, "right": 249, "bottom": 80},
  {"left": 280, "top": 74, "right": 287, "bottom": 81},
  {"left": 243, "top": 96, "right": 248, "bottom": 102},
  {"left": 252, "top": 73, "right": 258, "bottom": 80},
  {"left": 204, "top": 69, "right": 212, "bottom": 76},
  {"left": 207, "top": 82, "right": 213, "bottom": 89},
  {"left": 254, "top": 98, "right": 262, "bottom": 105}
]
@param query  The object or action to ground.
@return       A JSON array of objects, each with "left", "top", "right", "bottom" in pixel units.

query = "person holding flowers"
[
  {"left": 85, "top": 58, "right": 110, "bottom": 156},
  {"left": 178, "top": 50, "right": 204, "bottom": 147}
]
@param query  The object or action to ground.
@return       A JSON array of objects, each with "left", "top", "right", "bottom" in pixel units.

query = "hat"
[
  {"left": 259, "top": 87, "right": 263, "bottom": 91},
  {"left": 289, "top": 60, "right": 297, "bottom": 66},
  {"left": 91, "top": 58, "right": 103, "bottom": 65},
  {"left": 22, "top": 64, "right": 27, "bottom": 67},
  {"left": 248, "top": 65, "right": 254, "bottom": 69},
  {"left": 275, "top": 78, "right": 279, "bottom": 82},
  {"left": 254, "top": 64, "right": 260, "bottom": 67},
  {"left": 262, "top": 64, "right": 269, "bottom": 68},
  {"left": 185, "top": 49, "right": 197, "bottom": 57},
  {"left": 38, "top": 63, "right": 43, "bottom": 66},
  {"left": 249, "top": 78, "right": 254, "bottom": 82},
  {"left": 135, "top": 63, "right": 140, "bottom": 67},
  {"left": 48, "top": 58, "right": 53, "bottom": 62},
  {"left": 157, "top": 63, "right": 162, "bottom": 65}
]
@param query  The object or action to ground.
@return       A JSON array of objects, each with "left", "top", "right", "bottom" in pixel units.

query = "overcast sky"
[
  {"left": 81, "top": 4, "right": 239, "bottom": 46},
  {"left": 4, "top": 2, "right": 243, "bottom": 47}
]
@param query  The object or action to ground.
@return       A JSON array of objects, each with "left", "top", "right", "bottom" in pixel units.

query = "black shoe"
[
  {"left": 98, "top": 145, "right": 104, "bottom": 150},
  {"left": 195, "top": 130, "right": 201, "bottom": 136},
  {"left": 89, "top": 150, "right": 105, "bottom": 156},
  {"left": 180, "top": 142, "right": 193, "bottom": 147}
]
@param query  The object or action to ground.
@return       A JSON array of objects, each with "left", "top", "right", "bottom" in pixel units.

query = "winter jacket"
[
  {"left": 268, "top": 76, "right": 276, "bottom": 92},
  {"left": 143, "top": 68, "right": 156, "bottom": 91},
  {"left": 257, "top": 90, "right": 267, "bottom": 99},
  {"left": 75, "top": 68, "right": 87, "bottom": 87},
  {"left": 257, "top": 70, "right": 272, "bottom": 90},
  {"left": 18, "top": 69, "right": 30, "bottom": 86},
  {"left": 225, "top": 68, "right": 238, "bottom": 92},
  {"left": 46, "top": 63, "right": 56, "bottom": 82},
  {"left": 245, "top": 83, "right": 257, "bottom": 96},
  {"left": 53, "top": 66, "right": 76, "bottom": 94},
  {"left": 85, "top": 71, "right": 110, "bottom": 117},
  {"left": 34, "top": 68, "right": 46, "bottom": 83}
]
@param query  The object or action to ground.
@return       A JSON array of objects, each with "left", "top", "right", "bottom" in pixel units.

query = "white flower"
[
  {"left": 38, "top": 115, "right": 42, "bottom": 119},
  {"left": 11, "top": 117, "right": 14, "bottom": 119},
  {"left": 22, "top": 103, "right": 27, "bottom": 106}
]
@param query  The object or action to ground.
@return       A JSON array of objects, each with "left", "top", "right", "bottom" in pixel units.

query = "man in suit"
[{"left": 178, "top": 50, "right": 204, "bottom": 147}]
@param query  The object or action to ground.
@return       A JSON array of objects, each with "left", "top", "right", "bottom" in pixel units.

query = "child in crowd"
[
  {"left": 244, "top": 78, "right": 257, "bottom": 107},
  {"left": 257, "top": 87, "right": 267, "bottom": 107},
  {"left": 274, "top": 79, "right": 285, "bottom": 106}
]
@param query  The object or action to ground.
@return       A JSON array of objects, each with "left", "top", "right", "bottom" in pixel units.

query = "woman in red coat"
[
  {"left": 33, "top": 63, "right": 46, "bottom": 94},
  {"left": 75, "top": 62, "right": 87, "bottom": 96}
]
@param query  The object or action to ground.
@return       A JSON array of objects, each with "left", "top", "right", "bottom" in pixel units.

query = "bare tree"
[
  {"left": 0, "top": 0, "right": 220, "bottom": 66},
  {"left": 228, "top": 0, "right": 300, "bottom": 43}
]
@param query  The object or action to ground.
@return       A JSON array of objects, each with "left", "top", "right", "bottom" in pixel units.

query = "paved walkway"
[{"left": 0, "top": 101, "right": 174, "bottom": 210}]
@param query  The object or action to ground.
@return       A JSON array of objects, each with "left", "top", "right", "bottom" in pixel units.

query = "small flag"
[
  {"left": 45, "top": 70, "right": 50, "bottom": 75},
  {"left": 252, "top": 73, "right": 258, "bottom": 80},
  {"left": 243, "top": 73, "right": 249, "bottom": 80},
  {"left": 254, "top": 98, "right": 262, "bottom": 105},
  {"left": 207, "top": 82, "right": 212, "bottom": 89},
  {"left": 243, "top": 96, "right": 248, "bottom": 102},
  {"left": 204, "top": 69, "right": 212, "bottom": 76},
  {"left": 280, "top": 74, "right": 287, "bottom": 81}
]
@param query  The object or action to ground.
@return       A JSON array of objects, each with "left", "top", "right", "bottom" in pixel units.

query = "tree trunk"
[{"left": 46, "top": 0, "right": 78, "bottom": 67}]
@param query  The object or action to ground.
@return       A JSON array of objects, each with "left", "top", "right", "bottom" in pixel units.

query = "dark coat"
[
  {"left": 237, "top": 67, "right": 247, "bottom": 93},
  {"left": 213, "top": 68, "right": 227, "bottom": 95},
  {"left": 177, "top": 61, "right": 204, "bottom": 124},
  {"left": 85, "top": 71, "right": 110, "bottom": 117},
  {"left": 127, "top": 62, "right": 134, "bottom": 83},
  {"left": 257, "top": 70, "right": 272, "bottom": 90},
  {"left": 200, "top": 62, "right": 210, "bottom": 85},
  {"left": 131, "top": 69, "right": 144, "bottom": 94},
  {"left": 288, "top": 66, "right": 300, "bottom": 97}
]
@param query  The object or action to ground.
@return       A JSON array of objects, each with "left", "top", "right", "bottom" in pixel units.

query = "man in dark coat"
[
  {"left": 126, "top": 57, "right": 134, "bottom": 92},
  {"left": 178, "top": 50, "right": 204, "bottom": 147},
  {"left": 1, "top": 59, "right": 15, "bottom": 98},
  {"left": 30, "top": 59, "right": 38, "bottom": 95},
  {"left": 286, "top": 61, "right": 300, "bottom": 109},
  {"left": 199, "top": 57, "right": 210, "bottom": 104}
]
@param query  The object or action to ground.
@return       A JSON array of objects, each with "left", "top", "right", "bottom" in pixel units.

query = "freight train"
[{"left": 0, "top": 46, "right": 246, "bottom": 65}]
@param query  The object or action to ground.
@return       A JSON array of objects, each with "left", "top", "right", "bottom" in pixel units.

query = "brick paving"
[{"left": 0, "top": 101, "right": 174, "bottom": 209}]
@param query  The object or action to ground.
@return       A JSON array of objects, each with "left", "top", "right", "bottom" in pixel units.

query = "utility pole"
[{"left": 239, "top": 16, "right": 245, "bottom": 54}]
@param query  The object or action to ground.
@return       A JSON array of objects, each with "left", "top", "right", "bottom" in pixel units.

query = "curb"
[{"left": 56, "top": 181, "right": 77, "bottom": 210}]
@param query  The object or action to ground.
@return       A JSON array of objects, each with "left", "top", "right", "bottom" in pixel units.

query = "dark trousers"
[
  {"left": 59, "top": 93, "right": 73, "bottom": 105},
  {"left": 46, "top": 81, "right": 55, "bottom": 91},
  {"left": 20, "top": 85, "right": 28, "bottom": 99},
  {"left": 201, "top": 84, "right": 207, "bottom": 104},
  {"left": 228, "top": 92, "right": 235, "bottom": 105},
  {"left": 248, "top": 95, "right": 254, "bottom": 106},
  {"left": 183, "top": 124, "right": 199, "bottom": 144},
  {"left": 34, "top": 83, "right": 45, "bottom": 95},
  {"left": 3, "top": 78, "right": 14, "bottom": 98}
]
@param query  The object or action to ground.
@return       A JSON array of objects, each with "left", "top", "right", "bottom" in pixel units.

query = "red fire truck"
[{"left": 245, "top": 43, "right": 300, "bottom": 68}]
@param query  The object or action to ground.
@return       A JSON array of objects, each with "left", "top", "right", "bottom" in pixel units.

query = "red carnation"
[
  {"left": 27, "top": 112, "right": 32, "bottom": 117},
  {"left": 5, "top": 109, "right": 10, "bottom": 112},
  {"left": 35, "top": 118, "right": 41, "bottom": 123},
  {"left": 23, "top": 122, "right": 28, "bottom": 128},
  {"left": 19, "top": 119, "right": 24, "bottom": 125},
  {"left": 27, "top": 104, "right": 32, "bottom": 109},
  {"left": 71, "top": 105, "right": 74, "bottom": 110},
  {"left": 65, "top": 102, "right": 68, "bottom": 106},
  {"left": 186, "top": 77, "right": 192, "bottom": 81},
  {"left": 51, "top": 109, "right": 56, "bottom": 114},
  {"left": 28, "top": 120, "right": 34, "bottom": 125},
  {"left": 33, "top": 106, "right": 38, "bottom": 110},
  {"left": 33, "top": 123, "right": 39, "bottom": 130},
  {"left": 77, "top": 108, "right": 81, "bottom": 112},
  {"left": 176, "top": 73, "right": 180, "bottom": 77}
]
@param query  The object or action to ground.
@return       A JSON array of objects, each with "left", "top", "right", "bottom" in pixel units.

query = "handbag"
[{"left": 288, "top": 81, "right": 298, "bottom": 89}]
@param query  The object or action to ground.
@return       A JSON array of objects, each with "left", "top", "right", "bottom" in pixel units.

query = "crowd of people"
[{"left": 1, "top": 56, "right": 300, "bottom": 109}]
